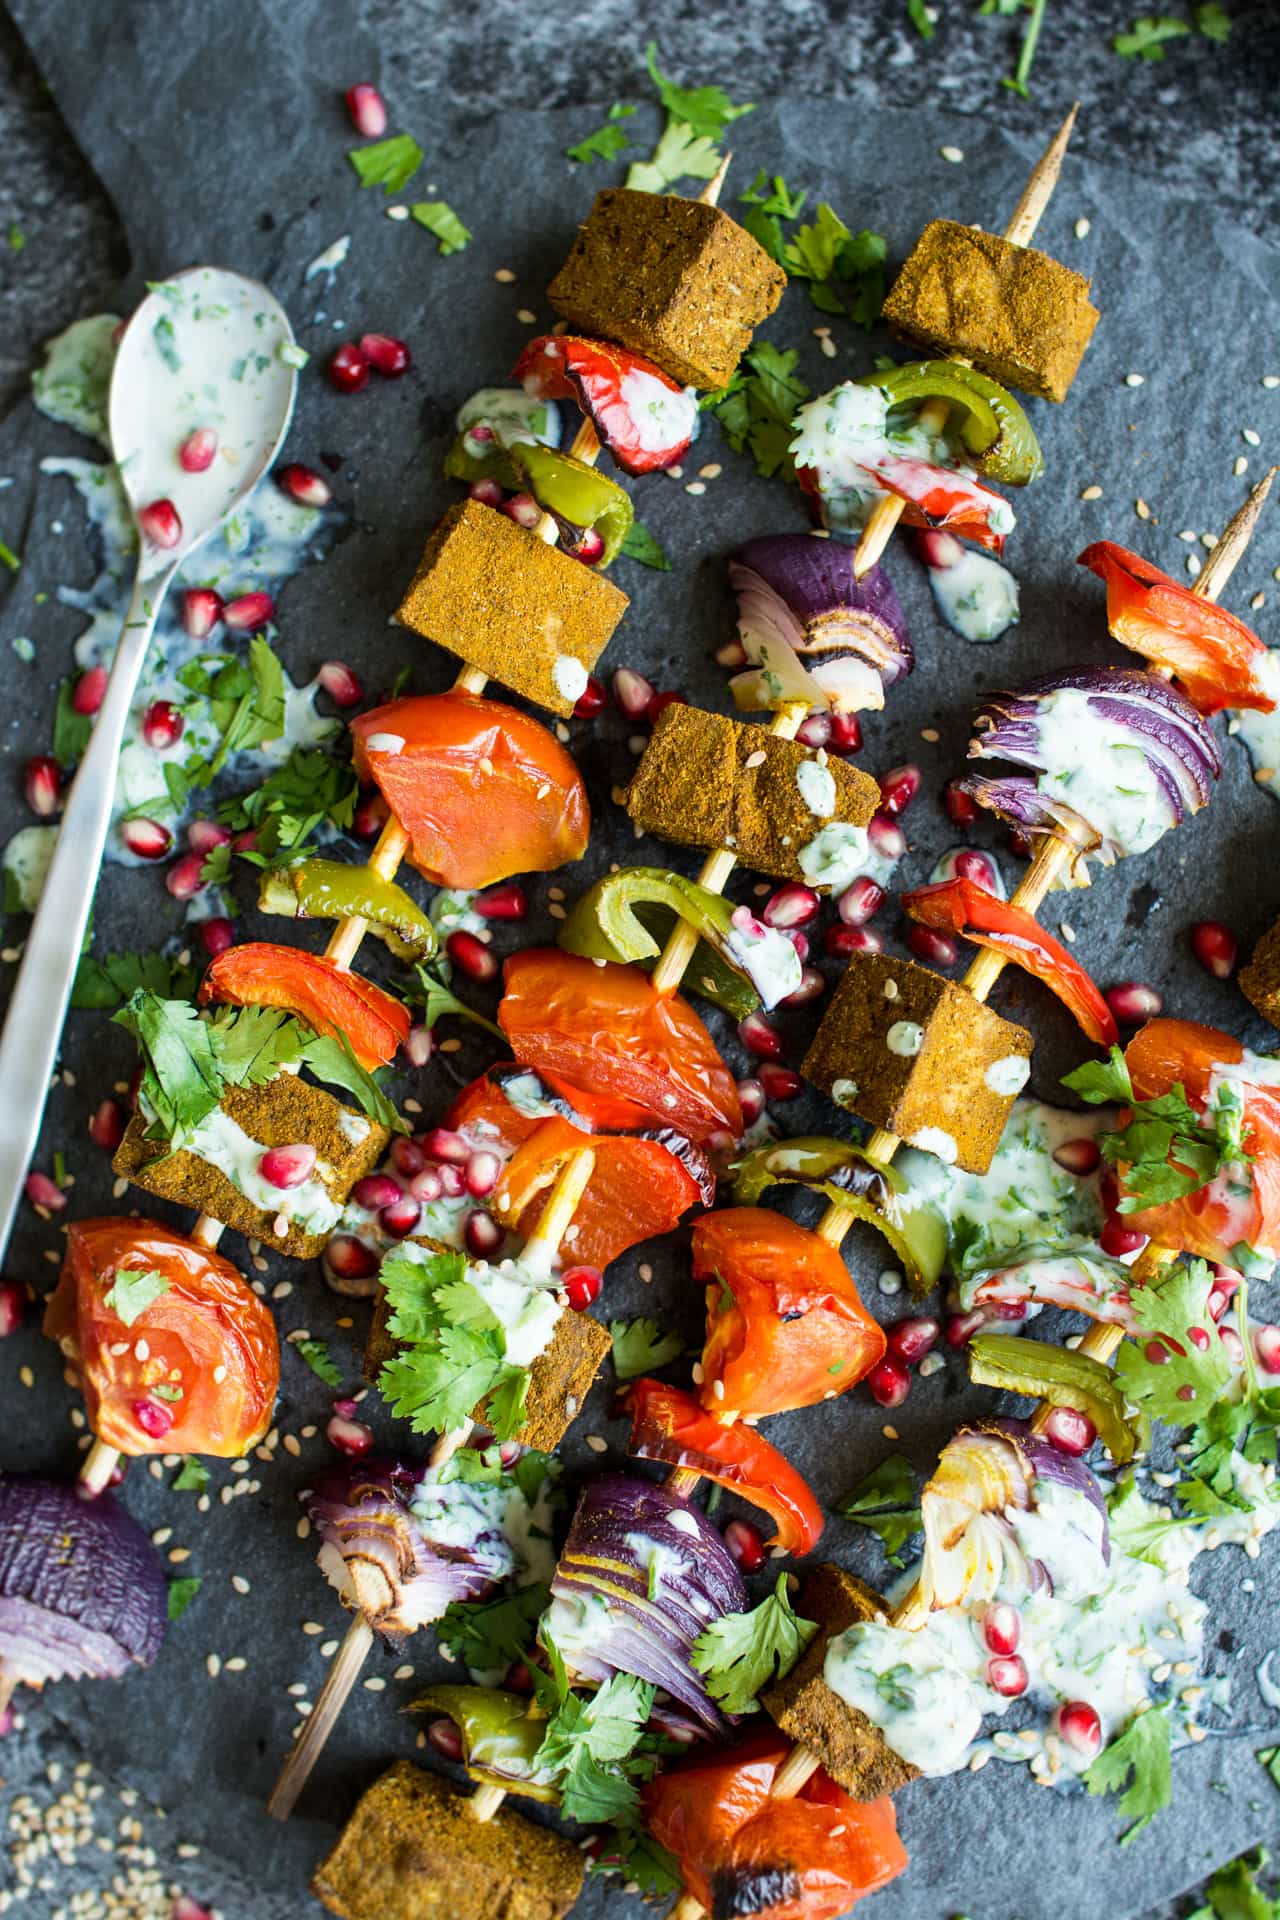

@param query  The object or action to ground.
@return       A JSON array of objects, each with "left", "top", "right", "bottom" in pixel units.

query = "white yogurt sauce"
[
  {"left": 795, "top": 757, "right": 837, "bottom": 819},
  {"left": 2, "top": 825, "right": 58, "bottom": 911},
  {"left": 617, "top": 368, "right": 697, "bottom": 453},
  {"left": 459, "top": 1252, "right": 563, "bottom": 1368},
  {"left": 552, "top": 654, "right": 588, "bottom": 704},
  {"left": 887, "top": 1020, "right": 924, "bottom": 1057},
  {"left": 31, "top": 315, "right": 120, "bottom": 445},
  {"left": 796, "top": 823, "right": 870, "bottom": 893},
  {"left": 410, "top": 1461, "right": 557, "bottom": 1594},
  {"left": 1031, "top": 687, "right": 1177, "bottom": 860},
  {"left": 725, "top": 909, "right": 803, "bottom": 1011},
  {"left": 925, "top": 544, "right": 1020, "bottom": 643},
  {"left": 985, "top": 1054, "right": 1031, "bottom": 1096},
  {"left": 172, "top": 1102, "right": 343, "bottom": 1232},
  {"left": 1233, "top": 648, "right": 1280, "bottom": 799},
  {"left": 909, "top": 1126, "right": 958, "bottom": 1165},
  {"left": 457, "top": 386, "right": 560, "bottom": 454}
]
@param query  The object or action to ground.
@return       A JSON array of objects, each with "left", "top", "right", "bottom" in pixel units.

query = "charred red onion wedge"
[{"left": 727, "top": 534, "right": 912, "bottom": 716}]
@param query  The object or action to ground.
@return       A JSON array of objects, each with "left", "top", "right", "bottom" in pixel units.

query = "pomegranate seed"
[
  {"left": 474, "top": 881, "right": 528, "bottom": 920},
  {"left": 987, "top": 1654, "right": 1028, "bottom": 1698},
  {"left": 24, "top": 755, "right": 61, "bottom": 815},
  {"left": 427, "top": 1717, "right": 464, "bottom": 1762},
  {"left": 468, "top": 425, "right": 496, "bottom": 445},
  {"left": 1099, "top": 1217, "right": 1146, "bottom": 1258},
  {"left": 353, "top": 790, "right": 388, "bottom": 836},
  {"left": 982, "top": 1602, "right": 1021, "bottom": 1656},
  {"left": 763, "top": 883, "right": 819, "bottom": 930},
  {"left": 276, "top": 462, "right": 333, "bottom": 509},
  {"left": 446, "top": 929, "right": 498, "bottom": 983},
  {"left": 345, "top": 82, "right": 387, "bottom": 137},
  {"left": 0, "top": 1279, "right": 25, "bottom": 1338},
  {"left": 139, "top": 499, "right": 182, "bottom": 549},
  {"left": 72, "top": 666, "right": 107, "bottom": 715},
  {"left": 990, "top": 1299, "right": 1029, "bottom": 1323},
  {"left": 197, "top": 917, "right": 234, "bottom": 958},
  {"left": 868, "top": 812, "right": 905, "bottom": 861},
  {"left": 327, "top": 1413, "right": 374, "bottom": 1458},
  {"left": 1056, "top": 1700, "right": 1102, "bottom": 1760},
  {"left": 391, "top": 1137, "right": 428, "bottom": 1177},
  {"left": 837, "top": 877, "right": 885, "bottom": 927},
  {"left": 410, "top": 1167, "right": 444, "bottom": 1205},
  {"left": 786, "top": 928, "right": 810, "bottom": 963},
  {"left": 828, "top": 712, "right": 863, "bottom": 753},
  {"left": 422, "top": 1129, "right": 469, "bottom": 1165},
  {"left": 141, "top": 700, "right": 184, "bottom": 750},
  {"left": 165, "top": 851, "right": 207, "bottom": 900},
  {"left": 879, "top": 763, "right": 921, "bottom": 815},
  {"left": 179, "top": 588, "right": 223, "bottom": 638},
  {"left": 359, "top": 332, "right": 412, "bottom": 377},
  {"left": 953, "top": 849, "right": 999, "bottom": 890},
  {"left": 132, "top": 1398, "right": 174, "bottom": 1439},
  {"left": 824, "top": 924, "right": 883, "bottom": 958},
  {"left": 186, "top": 818, "right": 229, "bottom": 855},
  {"left": 380, "top": 1195, "right": 422, "bottom": 1238},
  {"left": 259, "top": 1143, "right": 318, "bottom": 1189},
  {"left": 317, "top": 659, "right": 362, "bottom": 708},
  {"left": 738, "top": 1012, "right": 783, "bottom": 1060},
  {"left": 1052, "top": 1137, "right": 1101, "bottom": 1176},
  {"left": 736, "top": 1078, "right": 766, "bottom": 1127},
  {"left": 1190, "top": 920, "right": 1237, "bottom": 979},
  {"left": 1043, "top": 1405, "right": 1097, "bottom": 1456},
  {"left": 325, "top": 1234, "right": 380, "bottom": 1282},
  {"left": 1219, "top": 1325, "right": 1245, "bottom": 1365},
  {"left": 328, "top": 342, "right": 370, "bottom": 393},
  {"left": 563, "top": 1265, "right": 603, "bottom": 1311},
  {"left": 781, "top": 965, "right": 826, "bottom": 1007},
  {"left": 1207, "top": 1288, "right": 1230, "bottom": 1322},
  {"left": 222, "top": 591, "right": 274, "bottom": 631},
  {"left": 1144, "top": 1338, "right": 1172, "bottom": 1366},
  {"left": 465, "top": 1150, "right": 501, "bottom": 1198},
  {"left": 796, "top": 714, "right": 831, "bottom": 749},
  {"left": 759, "top": 1063, "right": 802, "bottom": 1102},
  {"left": 1253, "top": 1325, "right": 1280, "bottom": 1373},
  {"left": 573, "top": 527, "right": 606, "bottom": 567},
  {"left": 502, "top": 492, "right": 542, "bottom": 530},
  {"left": 179, "top": 427, "right": 218, "bottom": 472},
  {"left": 613, "top": 668, "right": 655, "bottom": 721},
  {"left": 867, "top": 1355, "right": 911, "bottom": 1408},
  {"left": 405, "top": 1023, "right": 433, "bottom": 1067},
  {"left": 1006, "top": 823, "right": 1033, "bottom": 858},
  {"left": 574, "top": 674, "right": 606, "bottom": 720},
  {"left": 943, "top": 779, "right": 979, "bottom": 828},
  {"left": 468, "top": 477, "right": 504, "bottom": 508},
  {"left": 352, "top": 1173, "right": 401, "bottom": 1212},
  {"left": 89, "top": 1098, "right": 126, "bottom": 1152},
  {"left": 714, "top": 638, "right": 748, "bottom": 670},
  {"left": 887, "top": 1316, "right": 940, "bottom": 1365},
  {"left": 914, "top": 528, "right": 965, "bottom": 570},
  {"left": 646, "top": 689, "right": 686, "bottom": 725},
  {"left": 120, "top": 817, "right": 172, "bottom": 859},
  {"left": 438, "top": 1163, "right": 466, "bottom": 1199},
  {"left": 465, "top": 1210, "right": 504, "bottom": 1259},
  {"left": 1189, "top": 1325, "right": 1212, "bottom": 1351},
  {"left": 723, "top": 1518, "right": 767, "bottom": 1573},
  {"left": 908, "top": 925, "right": 958, "bottom": 968},
  {"left": 945, "top": 1309, "right": 987, "bottom": 1349}
]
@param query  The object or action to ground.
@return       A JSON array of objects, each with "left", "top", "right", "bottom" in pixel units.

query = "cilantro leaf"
[
  {"left": 536, "top": 1670, "right": 657, "bottom": 1825},
  {"left": 71, "top": 947, "right": 197, "bottom": 1011},
  {"left": 1259, "top": 1748, "right": 1280, "bottom": 1793},
  {"left": 405, "top": 963, "right": 503, "bottom": 1040},
  {"left": 349, "top": 134, "right": 423, "bottom": 193},
  {"left": 216, "top": 742, "right": 357, "bottom": 863},
  {"left": 907, "top": 0, "right": 936, "bottom": 37},
  {"left": 620, "top": 522, "right": 671, "bottom": 570},
  {"left": 210, "top": 1004, "right": 309, "bottom": 1087},
  {"left": 740, "top": 171, "right": 807, "bottom": 219},
  {"left": 587, "top": 1828, "right": 683, "bottom": 1899},
  {"left": 52, "top": 677, "right": 93, "bottom": 767},
  {"left": 298, "top": 1029, "right": 406, "bottom": 1134},
  {"left": 113, "top": 991, "right": 224, "bottom": 1149},
  {"left": 103, "top": 1267, "right": 170, "bottom": 1327},
  {"left": 167, "top": 1577, "right": 202, "bottom": 1621},
  {"left": 641, "top": 43, "right": 754, "bottom": 141},
  {"left": 1106, "top": 1477, "right": 1201, "bottom": 1566},
  {"left": 293, "top": 1337, "right": 341, "bottom": 1388},
  {"left": 1063, "top": 1046, "right": 1247, "bottom": 1214},
  {"left": 838, "top": 1454, "right": 923, "bottom": 1566},
  {"left": 1113, "top": 14, "right": 1193, "bottom": 57},
  {"left": 566, "top": 104, "right": 635, "bottom": 165},
  {"left": 1195, "top": 1850, "right": 1279, "bottom": 1919},
  {"left": 692, "top": 1574, "right": 818, "bottom": 1713},
  {"left": 172, "top": 1458, "right": 209, "bottom": 1493},
  {"left": 438, "top": 1581, "right": 550, "bottom": 1671},
  {"left": 376, "top": 1247, "right": 531, "bottom": 1440},
  {"left": 706, "top": 342, "right": 810, "bottom": 482},
  {"left": 1084, "top": 1705, "right": 1172, "bottom": 1842},
  {"left": 1194, "top": 2, "right": 1232, "bottom": 40},
  {"left": 1114, "top": 1260, "right": 1234, "bottom": 1427},
  {"left": 609, "top": 1317, "right": 684, "bottom": 1381},
  {"left": 784, "top": 202, "right": 851, "bottom": 284},
  {"left": 410, "top": 201, "right": 471, "bottom": 255},
  {"left": 625, "top": 120, "right": 721, "bottom": 195}
]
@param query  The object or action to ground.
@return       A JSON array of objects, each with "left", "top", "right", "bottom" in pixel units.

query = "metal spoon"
[{"left": 0, "top": 266, "right": 298, "bottom": 1260}]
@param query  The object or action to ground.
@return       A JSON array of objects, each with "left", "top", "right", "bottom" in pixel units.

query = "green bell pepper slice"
[
  {"left": 967, "top": 1333, "right": 1142, "bottom": 1464},
  {"left": 512, "top": 443, "right": 634, "bottom": 568},
  {"left": 443, "top": 432, "right": 523, "bottom": 491},
  {"left": 732, "top": 1136, "right": 948, "bottom": 1292},
  {"left": 258, "top": 859, "right": 437, "bottom": 962},
  {"left": 412, "top": 1685, "right": 558, "bottom": 1803},
  {"left": 860, "top": 360, "right": 1044, "bottom": 487}
]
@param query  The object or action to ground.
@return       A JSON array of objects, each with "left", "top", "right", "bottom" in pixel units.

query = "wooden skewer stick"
[{"left": 853, "top": 104, "right": 1079, "bottom": 582}]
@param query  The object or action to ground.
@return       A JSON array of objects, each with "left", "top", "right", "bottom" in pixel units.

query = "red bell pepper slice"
[
  {"left": 199, "top": 943, "right": 409, "bottom": 1070},
  {"left": 351, "top": 692, "right": 590, "bottom": 891},
  {"left": 901, "top": 877, "right": 1119, "bottom": 1048},
  {"left": 694, "top": 1208, "right": 885, "bottom": 1420},
  {"left": 1078, "top": 541, "right": 1275, "bottom": 716},
  {"left": 642, "top": 1729, "right": 908, "bottom": 1920},
  {"left": 45, "top": 1218, "right": 279, "bottom": 1458},
  {"left": 511, "top": 334, "right": 696, "bottom": 476},
  {"left": 1118, "top": 1018, "right": 1280, "bottom": 1267},
  {"left": 498, "top": 950, "right": 742, "bottom": 1146},
  {"left": 622, "top": 1378, "right": 824, "bottom": 1556}
]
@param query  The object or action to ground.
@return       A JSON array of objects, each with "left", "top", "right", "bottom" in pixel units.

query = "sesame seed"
[
  {"left": 494, "top": 267, "right": 516, "bottom": 284},
  {"left": 133, "top": 1339, "right": 149, "bottom": 1362},
  {"left": 919, "top": 1352, "right": 944, "bottom": 1377},
  {"left": 272, "top": 1280, "right": 292, "bottom": 1300},
  {"left": 297, "top": 1517, "right": 311, "bottom": 1539},
  {"left": 225, "top": 1656, "right": 247, "bottom": 1672},
  {"left": 231, "top": 1575, "right": 250, "bottom": 1595},
  {"left": 515, "top": 308, "right": 536, "bottom": 324},
  {"left": 585, "top": 1434, "right": 608, "bottom": 1453},
  {"left": 302, "top": 1620, "right": 323, "bottom": 1635},
  {"left": 168, "top": 1548, "right": 191, "bottom": 1564},
  {"left": 744, "top": 749, "right": 767, "bottom": 768},
  {"left": 820, "top": 334, "right": 837, "bottom": 357},
  {"left": 940, "top": 145, "right": 964, "bottom": 163},
  {"left": 363, "top": 1676, "right": 387, "bottom": 1692},
  {"left": 1074, "top": 216, "right": 1090, "bottom": 239},
  {"left": 1135, "top": 498, "right": 1151, "bottom": 520},
  {"left": 321, "top": 1639, "right": 339, "bottom": 1657},
  {"left": 1252, "top": 592, "right": 1266, "bottom": 610},
  {"left": 19, "top": 1365, "right": 33, "bottom": 1388},
  {"left": 1059, "top": 920, "right": 1076, "bottom": 943},
  {"left": 882, "top": 1424, "right": 899, "bottom": 1440},
  {"left": 639, "top": 1262, "right": 653, "bottom": 1282},
  {"left": 213, "top": 1365, "right": 227, "bottom": 1385},
  {"left": 206, "top": 1655, "right": 221, "bottom": 1679},
  {"left": 112, "top": 1175, "right": 129, "bottom": 1199},
  {"left": 1187, "top": 554, "right": 1202, "bottom": 577},
  {"left": 386, "top": 204, "right": 410, "bottom": 221},
  {"left": 151, "top": 1528, "right": 172, "bottom": 1546},
  {"left": 1243, "top": 427, "right": 1261, "bottom": 446},
  {"left": 1124, "top": 373, "right": 1145, "bottom": 388},
  {"left": 283, "top": 1434, "right": 301, "bottom": 1457},
  {"left": 920, "top": 726, "right": 940, "bottom": 743},
  {"left": 1235, "top": 456, "right": 1249, "bottom": 477},
  {"left": 667, "top": 464, "right": 684, "bottom": 479},
  {"left": 1080, "top": 484, "right": 1102, "bottom": 501},
  {"left": 394, "top": 1664, "right": 415, "bottom": 1681},
  {"left": 1178, "top": 528, "right": 1199, "bottom": 542},
  {"left": 698, "top": 463, "right": 722, "bottom": 479},
  {"left": 685, "top": 481, "right": 706, "bottom": 496}
]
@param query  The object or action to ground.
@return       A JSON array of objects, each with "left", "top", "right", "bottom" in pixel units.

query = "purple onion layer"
[{"left": 728, "top": 534, "right": 912, "bottom": 714}]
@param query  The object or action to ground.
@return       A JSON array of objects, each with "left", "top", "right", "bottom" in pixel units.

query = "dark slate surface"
[{"left": 0, "top": 4, "right": 1278, "bottom": 1917}]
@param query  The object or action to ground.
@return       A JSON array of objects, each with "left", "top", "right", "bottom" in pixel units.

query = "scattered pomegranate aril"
[
  {"left": 887, "top": 1316, "right": 940, "bottom": 1365},
  {"left": 222, "top": 591, "right": 275, "bottom": 632},
  {"left": 475, "top": 880, "right": 528, "bottom": 920},
  {"left": 422, "top": 1128, "right": 470, "bottom": 1166},
  {"left": 982, "top": 1602, "right": 1021, "bottom": 1656},
  {"left": 120, "top": 816, "right": 172, "bottom": 860},
  {"left": 613, "top": 668, "right": 655, "bottom": 721},
  {"left": 138, "top": 498, "right": 182, "bottom": 549},
  {"left": 317, "top": 659, "right": 362, "bottom": 708},
  {"left": 465, "top": 1150, "right": 501, "bottom": 1198},
  {"left": 324, "top": 1234, "right": 380, "bottom": 1282},
  {"left": 945, "top": 1309, "right": 987, "bottom": 1350},
  {"left": 165, "top": 851, "right": 207, "bottom": 901},
  {"left": 327, "top": 1413, "right": 374, "bottom": 1458},
  {"left": 879, "top": 763, "right": 921, "bottom": 816},
  {"left": 328, "top": 342, "right": 371, "bottom": 393},
  {"left": 390, "top": 1136, "right": 429, "bottom": 1177},
  {"left": 142, "top": 700, "right": 184, "bottom": 750},
  {"left": 723, "top": 1517, "right": 767, "bottom": 1573},
  {"left": 465, "top": 1210, "right": 504, "bottom": 1259},
  {"left": 379, "top": 1195, "right": 422, "bottom": 1238},
  {"left": 990, "top": 1299, "right": 1029, "bottom": 1323},
  {"left": 796, "top": 714, "right": 831, "bottom": 749},
  {"left": 345, "top": 82, "right": 387, "bottom": 138},
  {"left": 563, "top": 1265, "right": 603, "bottom": 1311},
  {"left": 738, "top": 1012, "right": 783, "bottom": 1060},
  {"left": 24, "top": 755, "right": 61, "bottom": 816},
  {"left": 1144, "top": 1338, "right": 1172, "bottom": 1366},
  {"left": 1207, "top": 1287, "right": 1230, "bottom": 1323},
  {"left": 781, "top": 965, "right": 826, "bottom": 1007},
  {"left": 1218, "top": 1325, "right": 1245, "bottom": 1365},
  {"left": 827, "top": 712, "right": 863, "bottom": 753},
  {"left": 868, "top": 812, "right": 906, "bottom": 861},
  {"left": 178, "top": 427, "right": 218, "bottom": 473},
  {"left": 763, "top": 882, "right": 819, "bottom": 930},
  {"left": 0, "top": 1279, "right": 25, "bottom": 1338},
  {"left": 987, "top": 1654, "right": 1029, "bottom": 1698},
  {"left": 179, "top": 587, "right": 223, "bottom": 638},
  {"left": 446, "top": 929, "right": 498, "bottom": 983},
  {"left": 259, "top": 1143, "right": 318, "bottom": 1190},
  {"left": 360, "top": 332, "right": 412, "bottom": 378},
  {"left": 132, "top": 1398, "right": 174, "bottom": 1439},
  {"left": 837, "top": 876, "right": 885, "bottom": 927},
  {"left": 187, "top": 818, "right": 230, "bottom": 855},
  {"left": 501, "top": 492, "right": 542, "bottom": 530},
  {"left": 89, "top": 1098, "right": 126, "bottom": 1153},
  {"left": 824, "top": 923, "right": 883, "bottom": 958},
  {"left": 914, "top": 528, "right": 964, "bottom": 570},
  {"left": 953, "top": 849, "right": 999, "bottom": 890},
  {"left": 352, "top": 1173, "right": 402, "bottom": 1212},
  {"left": 759, "top": 1063, "right": 802, "bottom": 1102},
  {"left": 468, "top": 477, "right": 505, "bottom": 508},
  {"left": 1043, "top": 1405, "right": 1097, "bottom": 1456},
  {"left": 1056, "top": 1700, "right": 1102, "bottom": 1759},
  {"left": 908, "top": 924, "right": 958, "bottom": 968},
  {"left": 1052, "top": 1136, "right": 1101, "bottom": 1176},
  {"left": 1190, "top": 920, "right": 1237, "bottom": 980},
  {"left": 573, "top": 674, "right": 606, "bottom": 720},
  {"left": 867, "top": 1355, "right": 911, "bottom": 1408},
  {"left": 71, "top": 666, "right": 108, "bottom": 715},
  {"left": 1254, "top": 1325, "right": 1280, "bottom": 1374},
  {"left": 735, "top": 1078, "right": 766, "bottom": 1127},
  {"left": 646, "top": 689, "right": 686, "bottom": 725},
  {"left": 276, "top": 462, "right": 333, "bottom": 509},
  {"left": 574, "top": 526, "right": 606, "bottom": 567},
  {"left": 197, "top": 916, "right": 234, "bottom": 959},
  {"left": 943, "top": 779, "right": 978, "bottom": 828},
  {"left": 1007, "top": 824, "right": 1033, "bottom": 859},
  {"left": 353, "top": 790, "right": 388, "bottom": 836},
  {"left": 1099, "top": 1217, "right": 1147, "bottom": 1258},
  {"left": 427, "top": 1717, "right": 464, "bottom": 1762}
]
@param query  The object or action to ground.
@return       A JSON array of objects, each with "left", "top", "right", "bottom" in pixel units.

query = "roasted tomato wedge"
[
  {"left": 351, "top": 692, "right": 590, "bottom": 890},
  {"left": 1118, "top": 1018, "right": 1280, "bottom": 1270},
  {"left": 45, "top": 1218, "right": 279, "bottom": 1457},
  {"left": 694, "top": 1208, "right": 886, "bottom": 1419},
  {"left": 512, "top": 334, "right": 696, "bottom": 476},
  {"left": 447, "top": 1074, "right": 708, "bottom": 1268},
  {"left": 623, "top": 1378, "right": 824, "bottom": 1555},
  {"left": 642, "top": 1730, "right": 908, "bottom": 1920},
  {"left": 498, "top": 951, "right": 742, "bottom": 1145},
  {"left": 1078, "top": 541, "right": 1275, "bottom": 716},
  {"left": 199, "top": 942, "right": 409, "bottom": 1070}
]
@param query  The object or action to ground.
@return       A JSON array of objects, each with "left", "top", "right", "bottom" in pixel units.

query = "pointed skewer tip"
[{"left": 700, "top": 151, "right": 732, "bottom": 208}]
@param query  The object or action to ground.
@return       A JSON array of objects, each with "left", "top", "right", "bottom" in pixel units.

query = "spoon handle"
[{"left": 0, "top": 565, "right": 162, "bottom": 1262}]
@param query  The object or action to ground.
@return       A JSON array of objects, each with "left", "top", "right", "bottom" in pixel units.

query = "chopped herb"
[
  {"left": 409, "top": 201, "right": 471, "bottom": 256},
  {"left": 907, "top": 0, "right": 936, "bottom": 37},
  {"left": 103, "top": 1267, "right": 170, "bottom": 1327},
  {"left": 1106, "top": 1477, "right": 1201, "bottom": 1566},
  {"left": 437, "top": 1581, "right": 550, "bottom": 1671},
  {"left": 1189, "top": 1848, "right": 1279, "bottom": 1919},
  {"left": 998, "top": 0, "right": 1049, "bottom": 94},
  {"left": 348, "top": 134, "right": 423, "bottom": 194},
  {"left": 692, "top": 1574, "right": 818, "bottom": 1712},
  {"left": 609, "top": 1316, "right": 684, "bottom": 1381},
  {"left": 52, "top": 677, "right": 93, "bottom": 767},
  {"left": 404, "top": 963, "right": 503, "bottom": 1041},
  {"left": 52, "top": 1151, "right": 67, "bottom": 1189},
  {"left": 1113, "top": 1260, "right": 1234, "bottom": 1426},
  {"left": 198, "top": 842, "right": 232, "bottom": 890},
  {"left": 566, "top": 103, "right": 636, "bottom": 165},
  {"left": 586, "top": 1828, "right": 683, "bottom": 1899},
  {"left": 7, "top": 225, "right": 25, "bottom": 253},
  {"left": 838, "top": 1454, "right": 923, "bottom": 1566},
  {"left": 1113, "top": 14, "right": 1194, "bottom": 57},
  {"left": 172, "top": 1458, "right": 209, "bottom": 1493},
  {"left": 1193, "top": 2, "right": 1232, "bottom": 39},
  {"left": 167, "top": 1577, "right": 202, "bottom": 1621},
  {"left": 782, "top": 204, "right": 887, "bottom": 325},
  {"left": 1259, "top": 1748, "right": 1280, "bottom": 1793},
  {"left": 705, "top": 341, "right": 810, "bottom": 482},
  {"left": 624, "top": 119, "right": 722, "bottom": 195},
  {"left": 1063, "top": 1046, "right": 1248, "bottom": 1213},
  {"left": 737, "top": 170, "right": 808, "bottom": 261},
  {"left": 531, "top": 1658, "right": 657, "bottom": 1825},
  {"left": 620, "top": 521, "right": 671, "bottom": 570},
  {"left": 71, "top": 947, "right": 197, "bottom": 1011},
  {"left": 0, "top": 541, "right": 20, "bottom": 572},
  {"left": 293, "top": 1337, "right": 341, "bottom": 1388},
  {"left": 377, "top": 1246, "right": 530, "bottom": 1440},
  {"left": 216, "top": 742, "right": 358, "bottom": 863},
  {"left": 1083, "top": 1704, "right": 1172, "bottom": 1842},
  {"left": 641, "top": 42, "right": 755, "bottom": 140}
]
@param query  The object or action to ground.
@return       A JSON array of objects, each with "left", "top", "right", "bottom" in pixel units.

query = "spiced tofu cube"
[
  {"left": 1240, "top": 919, "right": 1280, "bottom": 1026},
  {"left": 801, "top": 951, "right": 1032, "bottom": 1174},
  {"left": 624, "top": 705, "right": 880, "bottom": 885},
  {"left": 763, "top": 1564, "right": 918, "bottom": 1803},
  {"left": 113, "top": 1078, "right": 388, "bottom": 1261},
  {"left": 312, "top": 1760, "right": 583, "bottom": 1920},
  {"left": 882, "top": 219, "right": 1100, "bottom": 403},
  {"left": 547, "top": 188, "right": 787, "bottom": 391},
  {"left": 395, "top": 500, "right": 628, "bottom": 716}
]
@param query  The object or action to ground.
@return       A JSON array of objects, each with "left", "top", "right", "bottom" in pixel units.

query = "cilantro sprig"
[
  {"left": 623, "top": 43, "right": 753, "bottom": 196},
  {"left": 1063, "top": 1047, "right": 1251, "bottom": 1214},
  {"left": 410, "top": 202, "right": 471, "bottom": 256},
  {"left": 565, "top": 104, "right": 636, "bottom": 166},
  {"left": 783, "top": 204, "right": 887, "bottom": 325},
  {"left": 531, "top": 1655, "right": 657, "bottom": 1824},
  {"left": 1114, "top": 8, "right": 1231, "bottom": 58},
  {"left": 217, "top": 743, "right": 359, "bottom": 864},
  {"left": 704, "top": 342, "right": 811, "bottom": 482},
  {"left": 404, "top": 963, "right": 503, "bottom": 1041},
  {"left": 691, "top": 1575, "right": 818, "bottom": 1713},
  {"left": 1113, "top": 1259, "right": 1234, "bottom": 1426},
  {"left": 438, "top": 1581, "right": 550, "bottom": 1673},
  {"left": 1084, "top": 1704, "right": 1172, "bottom": 1844},
  {"left": 838, "top": 1454, "right": 923, "bottom": 1566},
  {"left": 376, "top": 1246, "right": 532, "bottom": 1441},
  {"left": 609, "top": 1317, "right": 684, "bottom": 1382}
]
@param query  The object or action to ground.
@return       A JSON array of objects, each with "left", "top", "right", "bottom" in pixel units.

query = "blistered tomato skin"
[
  {"left": 200, "top": 943, "right": 409, "bottom": 1070},
  {"left": 45, "top": 1219, "right": 279, "bottom": 1458}
]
